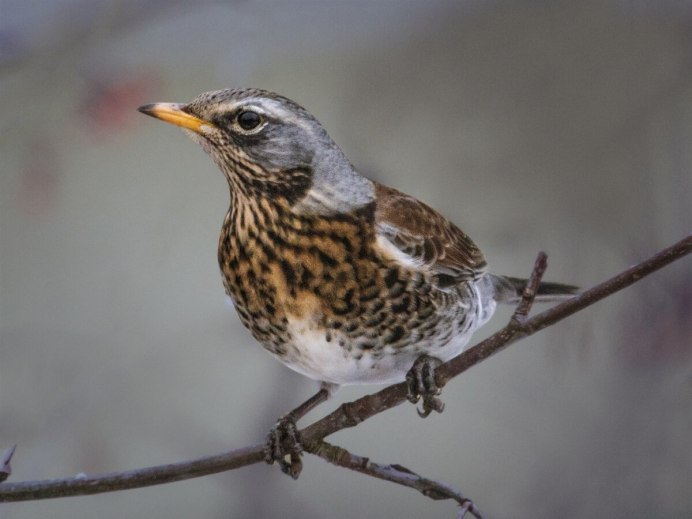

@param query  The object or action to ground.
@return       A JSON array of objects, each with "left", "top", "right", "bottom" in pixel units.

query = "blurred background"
[{"left": 1, "top": 1, "right": 691, "bottom": 518}]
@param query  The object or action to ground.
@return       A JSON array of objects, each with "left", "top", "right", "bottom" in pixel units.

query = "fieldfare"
[{"left": 139, "top": 89, "right": 577, "bottom": 477}]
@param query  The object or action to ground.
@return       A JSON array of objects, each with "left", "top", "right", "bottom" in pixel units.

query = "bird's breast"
[
  {"left": 217, "top": 199, "right": 379, "bottom": 348},
  {"left": 216, "top": 198, "right": 490, "bottom": 384}
]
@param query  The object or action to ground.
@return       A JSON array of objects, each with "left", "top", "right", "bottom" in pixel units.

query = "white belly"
[{"left": 277, "top": 298, "right": 494, "bottom": 386}]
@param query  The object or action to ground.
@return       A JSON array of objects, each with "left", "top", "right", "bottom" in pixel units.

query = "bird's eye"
[{"left": 236, "top": 110, "right": 262, "bottom": 131}]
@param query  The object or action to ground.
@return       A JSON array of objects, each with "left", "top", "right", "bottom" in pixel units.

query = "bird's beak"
[{"left": 137, "top": 103, "right": 214, "bottom": 135}]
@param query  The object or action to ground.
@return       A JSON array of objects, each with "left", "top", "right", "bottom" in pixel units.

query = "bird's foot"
[
  {"left": 263, "top": 385, "right": 332, "bottom": 479},
  {"left": 264, "top": 414, "right": 303, "bottom": 479},
  {"left": 406, "top": 354, "right": 445, "bottom": 418}
]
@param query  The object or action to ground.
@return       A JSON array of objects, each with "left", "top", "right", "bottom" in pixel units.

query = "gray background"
[{"left": 1, "top": 1, "right": 691, "bottom": 518}]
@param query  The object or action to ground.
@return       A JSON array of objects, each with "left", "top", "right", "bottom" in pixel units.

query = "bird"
[{"left": 138, "top": 88, "right": 577, "bottom": 476}]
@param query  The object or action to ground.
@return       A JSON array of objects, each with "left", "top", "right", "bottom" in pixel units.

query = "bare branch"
[
  {"left": 0, "top": 445, "right": 264, "bottom": 501},
  {"left": 306, "top": 439, "right": 483, "bottom": 518},
  {"left": 0, "top": 234, "right": 690, "bottom": 503}
]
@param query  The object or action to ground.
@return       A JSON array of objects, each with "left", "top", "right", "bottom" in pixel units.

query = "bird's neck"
[
  {"left": 223, "top": 188, "right": 286, "bottom": 244},
  {"left": 222, "top": 184, "right": 375, "bottom": 248},
  {"left": 219, "top": 142, "right": 375, "bottom": 242},
  {"left": 292, "top": 146, "right": 375, "bottom": 217}
]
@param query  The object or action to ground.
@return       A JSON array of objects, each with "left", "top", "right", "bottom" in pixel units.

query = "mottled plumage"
[{"left": 138, "top": 88, "right": 577, "bottom": 390}]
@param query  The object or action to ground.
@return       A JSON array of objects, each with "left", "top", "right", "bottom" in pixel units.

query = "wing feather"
[{"left": 374, "top": 183, "right": 487, "bottom": 286}]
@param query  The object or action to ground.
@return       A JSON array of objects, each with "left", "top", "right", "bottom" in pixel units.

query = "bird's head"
[{"left": 138, "top": 88, "right": 373, "bottom": 213}]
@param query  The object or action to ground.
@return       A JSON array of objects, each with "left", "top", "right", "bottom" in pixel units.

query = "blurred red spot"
[{"left": 81, "top": 72, "right": 160, "bottom": 136}]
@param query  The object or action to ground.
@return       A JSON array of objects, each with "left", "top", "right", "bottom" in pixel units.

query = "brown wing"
[{"left": 374, "top": 182, "right": 487, "bottom": 286}]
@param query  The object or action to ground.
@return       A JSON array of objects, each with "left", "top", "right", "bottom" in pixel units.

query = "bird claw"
[
  {"left": 417, "top": 395, "right": 445, "bottom": 418},
  {"left": 406, "top": 355, "right": 445, "bottom": 418},
  {"left": 264, "top": 414, "right": 303, "bottom": 479}
]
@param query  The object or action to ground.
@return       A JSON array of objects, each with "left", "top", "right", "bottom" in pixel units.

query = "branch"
[
  {"left": 1, "top": 234, "right": 690, "bottom": 503},
  {"left": 0, "top": 446, "right": 265, "bottom": 501},
  {"left": 306, "top": 439, "right": 482, "bottom": 518}
]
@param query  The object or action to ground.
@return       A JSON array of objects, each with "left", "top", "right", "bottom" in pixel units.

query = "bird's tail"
[{"left": 489, "top": 274, "right": 579, "bottom": 304}]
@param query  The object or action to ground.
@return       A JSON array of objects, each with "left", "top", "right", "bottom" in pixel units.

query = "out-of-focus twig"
[{"left": 0, "top": 445, "right": 17, "bottom": 483}]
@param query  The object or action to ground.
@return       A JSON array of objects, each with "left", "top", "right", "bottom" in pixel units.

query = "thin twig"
[
  {"left": 0, "top": 234, "right": 690, "bottom": 502},
  {"left": 511, "top": 251, "right": 547, "bottom": 324},
  {"left": 306, "top": 439, "right": 482, "bottom": 519}
]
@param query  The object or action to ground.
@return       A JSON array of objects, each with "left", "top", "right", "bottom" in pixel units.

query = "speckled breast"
[{"left": 217, "top": 196, "right": 484, "bottom": 384}]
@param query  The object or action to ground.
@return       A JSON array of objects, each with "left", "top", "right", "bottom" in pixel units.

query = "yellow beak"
[{"left": 137, "top": 103, "right": 213, "bottom": 134}]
